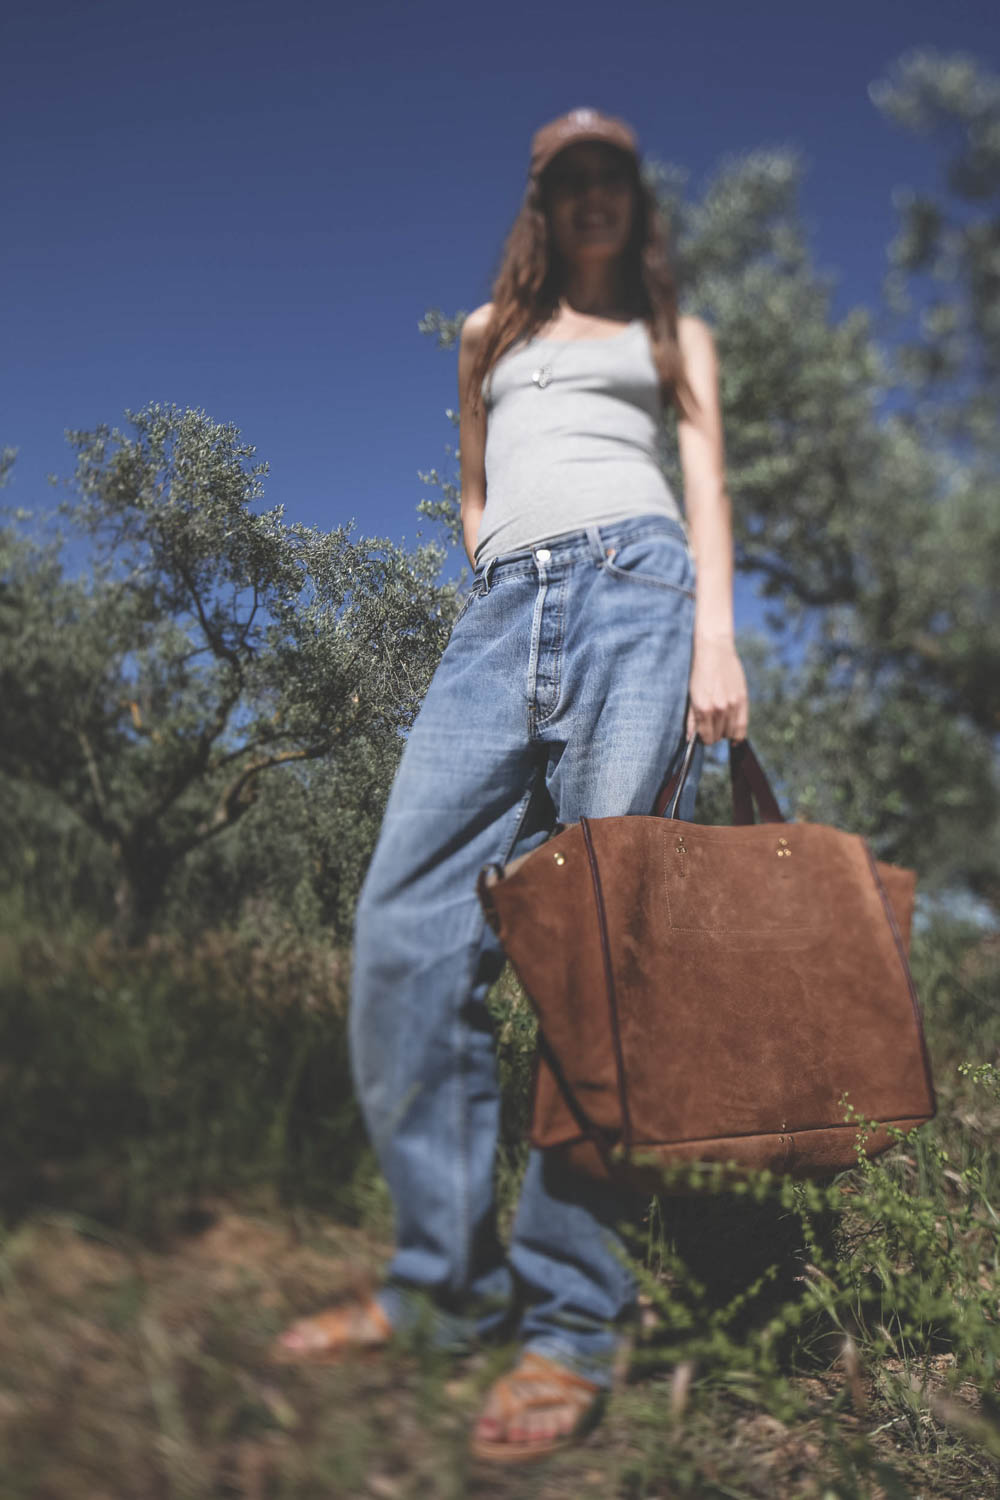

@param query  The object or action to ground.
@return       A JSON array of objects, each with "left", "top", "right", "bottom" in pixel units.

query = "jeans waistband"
[{"left": 474, "top": 514, "right": 690, "bottom": 590}]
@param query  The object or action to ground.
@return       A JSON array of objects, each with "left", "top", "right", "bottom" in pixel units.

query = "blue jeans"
[{"left": 349, "top": 513, "right": 703, "bottom": 1386}]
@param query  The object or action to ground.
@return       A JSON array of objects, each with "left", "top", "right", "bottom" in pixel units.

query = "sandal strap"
[
  {"left": 486, "top": 1352, "right": 600, "bottom": 1423},
  {"left": 275, "top": 1295, "right": 392, "bottom": 1357},
  {"left": 308, "top": 1298, "right": 392, "bottom": 1344}
]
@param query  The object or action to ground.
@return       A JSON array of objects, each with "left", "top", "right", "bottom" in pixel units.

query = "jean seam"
[
  {"left": 599, "top": 563, "right": 696, "bottom": 598},
  {"left": 353, "top": 517, "right": 699, "bottom": 1350},
  {"left": 450, "top": 767, "right": 545, "bottom": 1294},
  {"left": 452, "top": 591, "right": 477, "bottom": 626},
  {"left": 533, "top": 574, "right": 566, "bottom": 729},
  {"left": 525, "top": 571, "right": 548, "bottom": 740}
]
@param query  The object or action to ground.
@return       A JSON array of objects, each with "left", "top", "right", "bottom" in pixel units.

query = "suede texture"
[{"left": 479, "top": 815, "right": 935, "bottom": 1187}]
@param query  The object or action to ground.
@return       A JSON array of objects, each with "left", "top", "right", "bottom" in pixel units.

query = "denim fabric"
[{"left": 349, "top": 513, "right": 704, "bottom": 1386}]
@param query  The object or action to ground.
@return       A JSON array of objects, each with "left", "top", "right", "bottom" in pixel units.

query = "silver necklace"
[
  {"left": 530, "top": 311, "right": 584, "bottom": 388},
  {"left": 530, "top": 340, "right": 571, "bottom": 389},
  {"left": 530, "top": 316, "right": 634, "bottom": 388}
]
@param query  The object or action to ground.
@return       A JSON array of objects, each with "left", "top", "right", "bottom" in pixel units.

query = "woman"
[{"left": 276, "top": 106, "right": 749, "bottom": 1462}]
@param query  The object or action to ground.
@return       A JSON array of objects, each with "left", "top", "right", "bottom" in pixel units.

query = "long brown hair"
[{"left": 463, "top": 149, "right": 697, "bottom": 421}]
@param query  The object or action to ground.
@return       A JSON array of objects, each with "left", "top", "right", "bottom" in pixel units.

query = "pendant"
[{"left": 531, "top": 365, "right": 552, "bottom": 388}]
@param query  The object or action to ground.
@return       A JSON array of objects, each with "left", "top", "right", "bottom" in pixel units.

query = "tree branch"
[
  {"left": 184, "top": 742, "right": 331, "bottom": 853},
  {"left": 739, "top": 549, "right": 857, "bottom": 607},
  {"left": 76, "top": 727, "right": 119, "bottom": 841},
  {"left": 237, "top": 582, "right": 259, "bottom": 651},
  {"left": 176, "top": 555, "right": 242, "bottom": 670},
  {"left": 143, "top": 677, "right": 244, "bottom": 824}
]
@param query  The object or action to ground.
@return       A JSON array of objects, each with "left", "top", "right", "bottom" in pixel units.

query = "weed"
[{"left": 0, "top": 918, "right": 997, "bottom": 1496}]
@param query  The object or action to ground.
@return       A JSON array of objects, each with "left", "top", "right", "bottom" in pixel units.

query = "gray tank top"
[{"left": 475, "top": 318, "right": 683, "bottom": 567}]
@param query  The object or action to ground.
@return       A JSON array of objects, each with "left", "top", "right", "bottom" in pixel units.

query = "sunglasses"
[{"left": 545, "top": 161, "right": 634, "bottom": 198}]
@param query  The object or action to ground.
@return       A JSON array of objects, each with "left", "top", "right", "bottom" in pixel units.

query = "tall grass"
[
  {"left": 1, "top": 912, "right": 997, "bottom": 1494},
  {"left": 0, "top": 922, "right": 366, "bottom": 1237}
]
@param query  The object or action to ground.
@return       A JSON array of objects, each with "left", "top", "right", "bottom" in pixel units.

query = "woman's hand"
[{"left": 686, "top": 636, "right": 749, "bottom": 745}]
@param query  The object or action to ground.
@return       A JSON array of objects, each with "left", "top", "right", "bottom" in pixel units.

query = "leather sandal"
[
  {"left": 470, "top": 1350, "right": 605, "bottom": 1464},
  {"left": 270, "top": 1295, "right": 393, "bottom": 1365}
]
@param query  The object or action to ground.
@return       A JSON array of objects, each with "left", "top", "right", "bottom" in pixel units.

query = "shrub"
[{"left": 0, "top": 925, "right": 365, "bottom": 1237}]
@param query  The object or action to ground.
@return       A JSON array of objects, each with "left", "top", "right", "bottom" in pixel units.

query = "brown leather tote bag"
[{"left": 477, "top": 738, "right": 936, "bottom": 1191}]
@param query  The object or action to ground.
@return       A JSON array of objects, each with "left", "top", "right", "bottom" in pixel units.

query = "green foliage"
[
  {"left": 0, "top": 773, "right": 117, "bottom": 931},
  {"left": 734, "top": 638, "right": 1000, "bottom": 901},
  {"left": 873, "top": 49, "right": 1000, "bottom": 449},
  {"left": 157, "top": 735, "right": 405, "bottom": 943},
  {"left": 2, "top": 915, "right": 997, "bottom": 1493},
  {"left": 691, "top": 52, "right": 1000, "bottom": 912},
  {"left": 0, "top": 923, "right": 366, "bottom": 1237},
  {"left": 0, "top": 404, "right": 460, "bottom": 937}
]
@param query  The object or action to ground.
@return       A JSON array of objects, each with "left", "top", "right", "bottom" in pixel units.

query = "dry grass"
[
  {"left": 0, "top": 921, "right": 997, "bottom": 1497},
  {"left": 0, "top": 1202, "right": 996, "bottom": 1500}
]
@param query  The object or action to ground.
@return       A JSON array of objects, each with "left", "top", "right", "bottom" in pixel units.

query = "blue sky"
[{"left": 3, "top": 0, "right": 997, "bottom": 595}]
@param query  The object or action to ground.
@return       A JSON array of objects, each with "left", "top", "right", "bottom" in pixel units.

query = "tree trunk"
[{"left": 112, "top": 848, "right": 171, "bottom": 945}]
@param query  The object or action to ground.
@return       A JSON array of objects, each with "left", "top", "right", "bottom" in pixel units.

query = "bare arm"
[
  {"left": 457, "top": 303, "right": 493, "bottom": 568},
  {"left": 676, "top": 315, "right": 749, "bottom": 744}
]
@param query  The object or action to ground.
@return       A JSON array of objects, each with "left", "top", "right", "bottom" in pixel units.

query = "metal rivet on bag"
[{"left": 553, "top": 851, "right": 566, "bottom": 866}]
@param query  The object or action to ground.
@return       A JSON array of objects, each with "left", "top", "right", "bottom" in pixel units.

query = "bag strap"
[
  {"left": 653, "top": 735, "right": 786, "bottom": 824},
  {"left": 534, "top": 1030, "right": 621, "bottom": 1167},
  {"left": 656, "top": 733, "right": 700, "bottom": 819},
  {"left": 729, "top": 739, "right": 785, "bottom": 824}
]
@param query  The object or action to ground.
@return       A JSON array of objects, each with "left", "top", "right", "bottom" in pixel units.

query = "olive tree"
[{"left": 0, "top": 404, "right": 457, "bottom": 937}]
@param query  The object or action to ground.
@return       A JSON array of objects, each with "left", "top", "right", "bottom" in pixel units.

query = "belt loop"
[
  {"left": 585, "top": 525, "right": 605, "bottom": 566},
  {"left": 482, "top": 556, "right": 496, "bottom": 593}
]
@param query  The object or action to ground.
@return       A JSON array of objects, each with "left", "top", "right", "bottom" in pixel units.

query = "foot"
[
  {"left": 270, "top": 1296, "right": 392, "bottom": 1365},
  {"left": 470, "top": 1351, "right": 605, "bottom": 1464}
]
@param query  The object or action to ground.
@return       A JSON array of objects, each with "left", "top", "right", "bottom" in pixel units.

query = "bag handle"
[{"left": 653, "top": 735, "right": 786, "bottom": 824}]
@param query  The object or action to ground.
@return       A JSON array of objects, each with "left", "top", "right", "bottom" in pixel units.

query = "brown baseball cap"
[{"left": 529, "top": 106, "right": 641, "bottom": 182}]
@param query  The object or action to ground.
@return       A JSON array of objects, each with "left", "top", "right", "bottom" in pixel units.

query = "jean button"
[{"left": 535, "top": 547, "right": 551, "bottom": 562}]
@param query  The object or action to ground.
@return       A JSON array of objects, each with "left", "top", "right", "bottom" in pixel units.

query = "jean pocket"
[
  {"left": 600, "top": 533, "right": 696, "bottom": 597},
  {"left": 451, "top": 584, "right": 482, "bottom": 627}
]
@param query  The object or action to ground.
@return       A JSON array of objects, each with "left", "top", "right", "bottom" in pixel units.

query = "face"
[{"left": 542, "top": 141, "right": 637, "bottom": 267}]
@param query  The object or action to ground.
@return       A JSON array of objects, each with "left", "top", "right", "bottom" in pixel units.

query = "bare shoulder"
[
  {"left": 460, "top": 301, "right": 495, "bottom": 348},
  {"left": 677, "top": 313, "right": 718, "bottom": 366}
]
